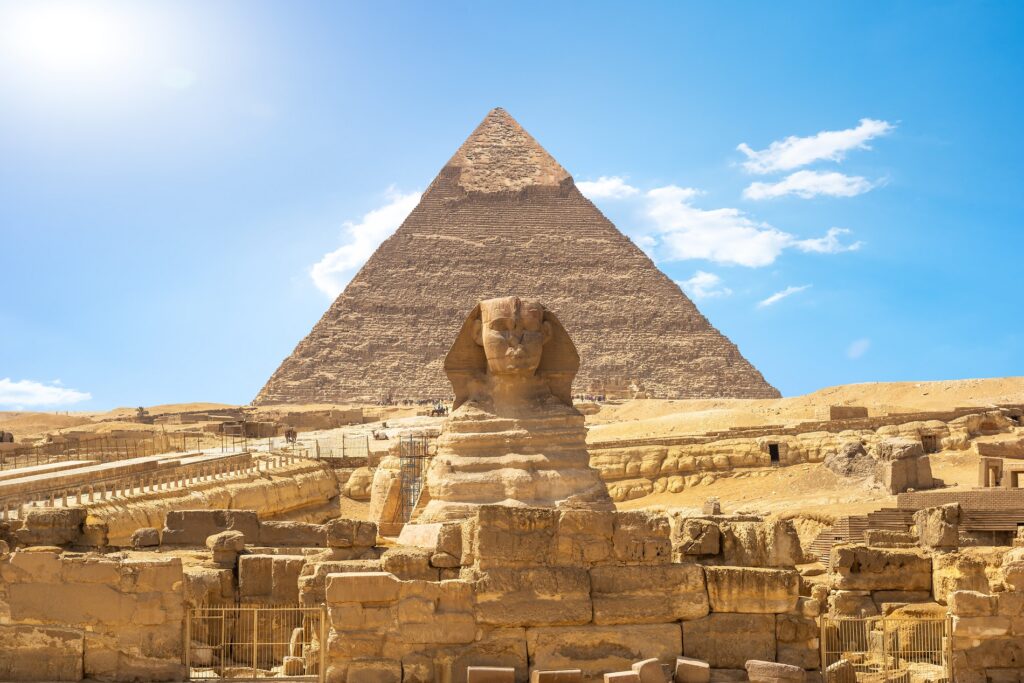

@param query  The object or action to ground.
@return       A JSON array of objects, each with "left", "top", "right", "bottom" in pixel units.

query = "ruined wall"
[{"left": 0, "top": 550, "right": 185, "bottom": 681}]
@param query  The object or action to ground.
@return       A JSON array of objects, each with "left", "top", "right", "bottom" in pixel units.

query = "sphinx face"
[{"left": 476, "top": 297, "right": 551, "bottom": 376}]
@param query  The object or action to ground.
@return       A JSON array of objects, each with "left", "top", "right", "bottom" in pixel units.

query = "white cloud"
[
  {"left": 794, "top": 227, "right": 863, "bottom": 254},
  {"left": 310, "top": 188, "right": 421, "bottom": 297},
  {"left": 576, "top": 176, "right": 639, "bottom": 200},
  {"left": 0, "top": 378, "right": 91, "bottom": 407},
  {"left": 757, "top": 284, "right": 811, "bottom": 308},
  {"left": 677, "top": 271, "right": 732, "bottom": 300},
  {"left": 737, "top": 119, "right": 895, "bottom": 174},
  {"left": 743, "top": 170, "right": 876, "bottom": 200},
  {"left": 847, "top": 338, "right": 871, "bottom": 360},
  {"left": 638, "top": 185, "right": 860, "bottom": 267}
]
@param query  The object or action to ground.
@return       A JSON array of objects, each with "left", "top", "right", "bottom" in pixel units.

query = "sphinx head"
[
  {"left": 474, "top": 297, "right": 551, "bottom": 376},
  {"left": 445, "top": 297, "right": 579, "bottom": 409}
]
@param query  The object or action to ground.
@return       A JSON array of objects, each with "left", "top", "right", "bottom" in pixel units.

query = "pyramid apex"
[{"left": 444, "top": 108, "right": 571, "bottom": 193}]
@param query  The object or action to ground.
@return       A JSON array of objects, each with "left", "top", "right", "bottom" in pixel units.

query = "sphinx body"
[{"left": 417, "top": 297, "right": 612, "bottom": 523}]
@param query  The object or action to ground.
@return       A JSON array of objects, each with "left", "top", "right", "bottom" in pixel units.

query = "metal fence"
[
  {"left": 185, "top": 605, "right": 326, "bottom": 681},
  {"left": 309, "top": 435, "right": 370, "bottom": 461},
  {"left": 0, "top": 433, "right": 205, "bottom": 471},
  {"left": 821, "top": 615, "right": 951, "bottom": 682},
  {"left": 398, "top": 435, "right": 430, "bottom": 523}
]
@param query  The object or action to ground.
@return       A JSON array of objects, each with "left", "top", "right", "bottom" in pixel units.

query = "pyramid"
[{"left": 255, "top": 109, "right": 779, "bottom": 404}]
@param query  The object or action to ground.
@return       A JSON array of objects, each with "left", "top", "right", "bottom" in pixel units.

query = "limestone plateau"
[{"left": 255, "top": 108, "right": 779, "bottom": 404}]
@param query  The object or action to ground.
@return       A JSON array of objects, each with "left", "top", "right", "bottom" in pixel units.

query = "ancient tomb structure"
[
  {"left": 256, "top": 107, "right": 779, "bottom": 404},
  {"left": 417, "top": 297, "right": 612, "bottom": 522}
]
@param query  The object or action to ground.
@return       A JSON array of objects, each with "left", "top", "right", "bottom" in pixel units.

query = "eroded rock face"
[
  {"left": 418, "top": 297, "right": 612, "bottom": 522},
  {"left": 829, "top": 545, "right": 932, "bottom": 591}
]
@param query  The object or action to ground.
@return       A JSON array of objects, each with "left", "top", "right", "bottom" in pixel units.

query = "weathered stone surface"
[
  {"left": 932, "top": 550, "right": 990, "bottom": 603},
  {"left": 258, "top": 520, "right": 326, "bottom": 547},
  {"left": 418, "top": 297, "right": 613, "bottom": 522},
  {"left": 15, "top": 507, "right": 86, "bottom": 546},
  {"left": 239, "top": 554, "right": 274, "bottom": 596},
  {"left": 327, "top": 571, "right": 401, "bottom": 604},
  {"left": 705, "top": 567, "right": 799, "bottom": 614},
  {"left": 527, "top": 624, "right": 681, "bottom": 683},
  {"left": 671, "top": 518, "right": 720, "bottom": 559},
  {"left": 531, "top": 670, "right": 584, "bottom": 683},
  {"left": 1001, "top": 547, "right": 1024, "bottom": 591},
  {"left": 612, "top": 511, "right": 672, "bottom": 564},
  {"left": 162, "top": 509, "right": 259, "bottom": 545},
  {"left": 381, "top": 546, "right": 440, "bottom": 581},
  {"left": 828, "top": 545, "right": 931, "bottom": 591},
  {"left": 325, "top": 518, "right": 378, "bottom": 549},
  {"left": 0, "top": 623, "right": 84, "bottom": 681},
  {"left": 744, "top": 660, "right": 804, "bottom": 682},
  {"left": 555, "top": 510, "right": 614, "bottom": 566},
  {"left": 467, "top": 666, "right": 516, "bottom": 683},
  {"left": 591, "top": 564, "right": 708, "bottom": 624},
  {"left": 720, "top": 520, "right": 803, "bottom": 568},
  {"left": 631, "top": 658, "right": 668, "bottom": 683},
  {"left": 682, "top": 614, "right": 775, "bottom": 669},
  {"left": 346, "top": 657, "right": 401, "bottom": 683},
  {"left": 473, "top": 507, "right": 558, "bottom": 569},
  {"left": 950, "top": 590, "right": 997, "bottom": 617},
  {"left": 475, "top": 566, "right": 591, "bottom": 626},
  {"left": 913, "top": 503, "right": 960, "bottom": 549},
  {"left": 255, "top": 108, "right": 779, "bottom": 406},
  {"left": 129, "top": 526, "right": 160, "bottom": 548},
  {"left": 775, "top": 615, "right": 818, "bottom": 670},
  {"left": 673, "top": 656, "right": 710, "bottom": 683}
]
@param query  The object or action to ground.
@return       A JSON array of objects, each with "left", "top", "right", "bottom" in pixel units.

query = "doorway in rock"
[{"left": 768, "top": 443, "right": 780, "bottom": 465}]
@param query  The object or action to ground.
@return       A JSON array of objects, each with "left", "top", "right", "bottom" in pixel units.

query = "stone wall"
[
  {"left": 321, "top": 507, "right": 820, "bottom": 682},
  {"left": 0, "top": 549, "right": 185, "bottom": 681}
]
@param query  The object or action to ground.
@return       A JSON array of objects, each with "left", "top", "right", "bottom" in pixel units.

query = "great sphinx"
[{"left": 416, "top": 296, "right": 612, "bottom": 522}]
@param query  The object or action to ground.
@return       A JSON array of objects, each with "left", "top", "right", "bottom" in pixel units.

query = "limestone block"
[
  {"left": 6, "top": 548, "right": 62, "bottom": 582},
  {"left": 531, "top": 670, "right": 584, "bottom": 683},
  {"left": 705, "top": 567, "right": 798, "bottom": 614},
  {"left": 744, "top": 660, "right": 804, "bottom": 682},
  {"left": 467, "top": 666, "right": 516, "bottom": 683},
  {"left": 60, "top": 556, "right": 121, "bottom": 584},
  {"left": 325, "top": 518, "right": 378, "bottom": 548},
  {"left": 130, "top": 527, "right": 160, "bottom": 548},
  {"left": 206, "top": 529, "right": 245, "bottom": 565},
  {"left": 1001, "top": 547, "right": 1024, "bottom": 591},
  {"left": 997, "top": 591, "right": 1024, "bottom": 617},
  {"left": 326, "top": 571, "right": 401, "bottom": 604},
  {"left": 611, "top": 511, "right": 671, "bottom": 564},
  {"left": 436, "top": 627, "right": 529, "bottom": 683},
  {"left": 15, "top": 507, "right": 86, "bottom": 546},
  {"left": 828, "top": 545, "right": 931, "bottom": 591},
  {"left": 590, "top": 564, "right": 708, "bottom": 624},
  {"left": 671, "top": 518, "right": 720, "bottom": 559},
  {"left": 672, "top": 656, "right": 710, "bottom": 683},
  {"left": 8, "top": 582, "right": 132, "bottom": 625},
  {"left": 395, "top": 579, "right": 476, "bottom": 644},
  {"left": 0, "top": 623, "right": 84, "bottom": 681},
  {"left": 299, "top": 559, "right": 382, "bottom": 605},
  {"left": 950, "top": 590, "right": 997, "bottom": 617},
  {"left": 432, "top": 551, "right": 462, "bottom": 568},
  {"left": 258, "top": 520, "right": 326, "bottom": 547},
  {"left": 526, "top": 624, "right": 681, "bottom": 682},
  {"left": 382, "top": 546, "right": 440, "bottom": 581},
  {"left": 631, "top": 658, "right": 668, "bottom": 683},
  {"left": 823, "top": 660, "right": 855, "bottom": 683},
  {"left": 400, "top": 654, "right": 434, "bottom": 683},
  {"left": 347, "top": 657, "right": 401, "bottom": 683},
  {"left": 720, "top": 520, "right": 802, "bottom": 568},
  {"left": 827, "top": 590, "right": 877, "bottom": 617},
  {"left": 954, "top": 615, "right": 1010, "bottom": 638},
  {"left": 272, "top": 555, "right": 306, "bottom": 603},
  {"left": 476, "top": 566, "right": 592, "bottom": 626},
  {"left": 475, "top": 506, "right": 558, "bottom": 569},
  {"left": 932, "top": 550, "right": 989, "bottom": 603},
  {"left": 555, "top": 509, "right": 613, "bottom": 566},
  {"left": 913, "top": 503, "right": 960, "bottom": 549},
  {"left": 239, "top": 554, "right": 274, "bottom": 596},
  {"left": 961, "top": 636, "right": 1024, "bottom": 670},
  {"left": 344, "top": 466, "right": 375, "bottom": 500},
  {"left": 282, "top": 656, "right": 304, "bottom": 676},
  {"left": 682, "top": 614, "right": 775, "bottom": 669},
  {"left": 775, "top": 615, "right": 818, "bottom": 670},
  {"left": 604, "top": 674, "right": 641, "bottom": 683},
  {"left": 162, "top": 509, "right": 259, "bottom": 545}
]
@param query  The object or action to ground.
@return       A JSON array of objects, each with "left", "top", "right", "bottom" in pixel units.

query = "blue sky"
[{"left": 1, "top": 1, "right": 1021, "bottom": 410}]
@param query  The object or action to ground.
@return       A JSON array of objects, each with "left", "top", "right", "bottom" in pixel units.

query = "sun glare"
[{"left": 1, "top": 1, "right": 135, "bottom": 79}]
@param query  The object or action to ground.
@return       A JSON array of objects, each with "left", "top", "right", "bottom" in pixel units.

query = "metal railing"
[
  {"left": 0, "top": 433, "right": 206, "bottom": 471},
  {"left": 185, "top": 604, "right": 326, "bottom": 681},
  {"left": 821, "top": 615, "right": 951, "bottom": 681}
]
